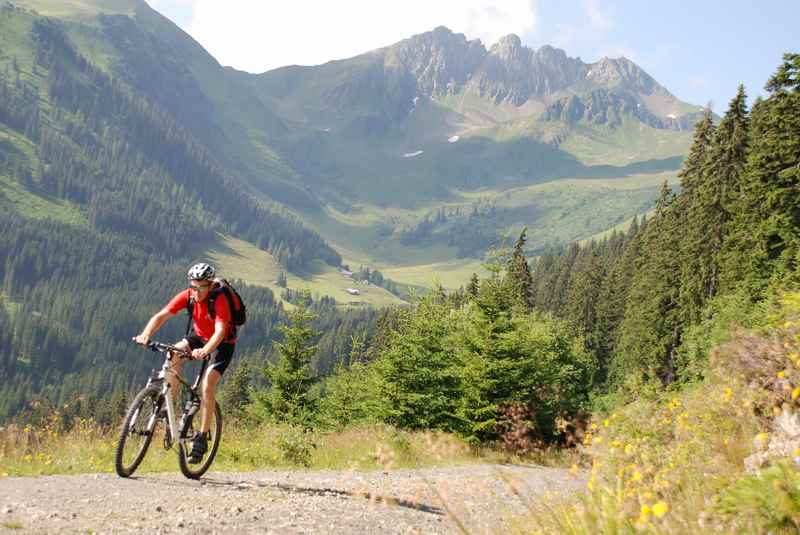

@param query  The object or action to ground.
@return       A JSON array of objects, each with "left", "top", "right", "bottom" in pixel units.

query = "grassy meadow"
[
  {"left": 205, "top": 234, "right": 406, "bottom": 307},
  {"left": 293, "top": 171, "right": 676, "bottom": 290}
]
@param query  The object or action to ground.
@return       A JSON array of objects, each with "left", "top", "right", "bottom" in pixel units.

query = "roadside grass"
[
  {"left": 0, "top": 419, "right": 553, "bottom": 477},
  {"left": 523, "top": 292, "right": 800, "bottom": 534}
]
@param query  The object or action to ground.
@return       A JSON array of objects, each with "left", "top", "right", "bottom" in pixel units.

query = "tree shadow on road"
[{"left": 134, "top": 475, "right": 445, "bottom": 516}]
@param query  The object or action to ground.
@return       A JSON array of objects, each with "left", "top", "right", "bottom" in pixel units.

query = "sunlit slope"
[
  {"left": 206, "top": 235, "right": 405, "bottom": 307},
  {"left": 294, "top": 169, "right": 678, "bottom": 286},
  {"left": 13, "top": 0, "right": 140, "bottom": 18}
]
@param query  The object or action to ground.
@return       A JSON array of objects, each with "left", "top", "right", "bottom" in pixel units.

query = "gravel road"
[{"left": 0, "top": 464, "right": 585, "bottom": 534}]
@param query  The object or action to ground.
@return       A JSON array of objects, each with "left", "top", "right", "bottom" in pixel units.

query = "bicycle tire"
[
  {"left": 114, "top": 384, "right": 162, "bottom": 477},
  {"left": 177, "top": 401, "right": 222, "bottom": 479}
]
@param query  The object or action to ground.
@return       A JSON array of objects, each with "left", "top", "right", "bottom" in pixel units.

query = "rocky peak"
[
  {"left": 385, "top": 26, "right": 486, "bottom": 96},
  {"left": 321, "top": 25, "right": 692, "bottom": 127},
  {"left": 588, "top": 56, "right": 662, "bottom": 96},
  {"left": 488, "top": 34, "right": 524, "bottom": 62}
]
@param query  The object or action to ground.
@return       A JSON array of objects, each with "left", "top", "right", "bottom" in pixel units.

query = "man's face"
[{"left": 189, "top": 279, "right": 213, "bottom": 302}]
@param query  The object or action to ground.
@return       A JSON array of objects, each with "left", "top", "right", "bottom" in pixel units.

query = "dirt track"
[{"left": 0, "top": 464, "right": 585, "bottom": 534}]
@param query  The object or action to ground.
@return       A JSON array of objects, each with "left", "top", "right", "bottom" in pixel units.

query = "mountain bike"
[{"left": 114, "top": 341, "right": 222, "bottom": 479}]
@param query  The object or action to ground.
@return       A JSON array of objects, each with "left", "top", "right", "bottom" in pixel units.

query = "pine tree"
[
  {"left": 276, "top": 271, "right": 287, "bottom": 288},
  {"left": 564, "top": 244, "right": 604, "bottom": 346},
  {"left": 466, "top": 273, "right": 480, "bottom": 298},
  {"left": 220, "top": 361, "right": 253, "bottom": 418},
  {"left": 507, "top": 227, "right": 534, "bottom": 308},
  {"left": 677, "top": 107, "right": 716, "bottom": 195},
  {"left": 723, "top": 54, "right": 800, "bottom": 293},
  {"left": 678, "top": 91, "right": 748, "bottom": 324},
  {"left": 261, "top": 297, "right": 318, "bottom": 424},
  {"left": 612, "top": 182, "right": 683, "bottom": 386}
]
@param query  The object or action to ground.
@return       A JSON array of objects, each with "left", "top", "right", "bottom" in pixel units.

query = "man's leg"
[
  {"left": 168, "top": 339, "right": 190, "bottom": 403},
  {"left": 200, "top": 367, "right": 222, "bottom": 434}
]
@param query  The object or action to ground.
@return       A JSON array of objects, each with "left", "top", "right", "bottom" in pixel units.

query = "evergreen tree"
[
  {"left": 677, "top": 106, "right": 716, "bottom": 195},
  {"left": 564, "top": 244, "right": 604, "bottom": 350},
  {"left": 276, "top": 271, "right": 288, "bottom": 288},
  {"left": 507, "top": 227, "right": 534, "bottom": 309},
  {"left": 466, "top": 273, "right": 480, "bottom": 298},
  {"left": 723, "top": 54, "right": 800, "bottom": 293},
  {"left": 220, "top": 361, "right": 253, "bottom": 418},
  {"left": 260, "top": 297, "right": 318, "bottom": 424},
  {"left": 691, "top": 86, "right": 748, "bottom": 301},
  {"left": 612, "top": 182, "right": 683, "bottom": 386}
]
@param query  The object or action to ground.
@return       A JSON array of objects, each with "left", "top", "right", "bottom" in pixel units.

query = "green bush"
[{"left": 716, "top": 462, "right": 800, "bottom": 533}]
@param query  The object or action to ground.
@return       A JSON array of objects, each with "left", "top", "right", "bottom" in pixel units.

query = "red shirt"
[{"left": 166, "top": 289, "right": 236, "bottom": 344}]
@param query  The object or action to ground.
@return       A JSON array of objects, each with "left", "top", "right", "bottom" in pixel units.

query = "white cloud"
[
  {"left": 179, "top": 0, "right": 538, "bottom": 73},
  {"left": 584, "top": 0, "right": 613, "bottom": 32}
]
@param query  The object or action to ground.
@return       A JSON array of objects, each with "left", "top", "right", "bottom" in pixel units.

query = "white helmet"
[{"left": 187, "top": 263, "right": 215, "bottom": 281}]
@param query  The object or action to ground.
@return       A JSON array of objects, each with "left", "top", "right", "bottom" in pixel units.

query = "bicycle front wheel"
[
  {"left": 178, "top": 401, "right": 222, "bottom": 479},
  {"left": 114, "top": 384, "right": 162, "bottom": 477}
]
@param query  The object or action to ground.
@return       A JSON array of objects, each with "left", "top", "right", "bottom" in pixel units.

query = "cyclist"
[{"left": 133, "top": 263, "right": 236, "bottom": 463}]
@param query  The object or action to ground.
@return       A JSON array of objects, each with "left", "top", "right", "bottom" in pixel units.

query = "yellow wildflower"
[
  {"left": 570, "top": 464, "right": 579, "bottom": 475},
  {"left": 723, "top": 387, "right": 733, "bottom": 401},
  {"left": 778, "top": 370, "right": 786, "bottom": 379},
  {"left": 603, "top": 418, "right": 610, "bottom": 427},
  {"left": 624, "top": 444, "right": 635, "bottom": 455},
  {"left": 631, "top": 470, "right": 643, "bottom": 482},
  {"left": 792, "top": 386, "right": 800, "bottom": 401},
  {"left": 652, "top": 501, "right": 669, "bottom": 518},
  {"left": 590, "top": 422, "right": 598, "bottom": 430},
  {"left": 640, "top": 504, "right": 651, "bottom": 517},
  {"left": 587, "top": 477, "right": 595, "bottom": 491}
]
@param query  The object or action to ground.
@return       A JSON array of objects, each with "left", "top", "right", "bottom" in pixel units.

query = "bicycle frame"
[{"left": 144, "top": 343, "right": 209, "bottom": 447}]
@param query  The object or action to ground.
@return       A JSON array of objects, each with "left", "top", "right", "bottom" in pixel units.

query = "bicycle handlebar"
[{"left": 140, "top": 340, "right": 191, "bottom": 358}]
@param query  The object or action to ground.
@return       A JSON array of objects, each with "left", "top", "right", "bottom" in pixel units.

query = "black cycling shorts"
[{"left": 183, "top": 335, "right": 235, "bottom": 376}]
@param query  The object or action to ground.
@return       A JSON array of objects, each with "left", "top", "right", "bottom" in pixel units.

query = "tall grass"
[
  {"left": 525, "top": 292, "right": 800, "bottom": 534},
  {"left": 0, "top": 417, "right": 502, "bottom": 477}
]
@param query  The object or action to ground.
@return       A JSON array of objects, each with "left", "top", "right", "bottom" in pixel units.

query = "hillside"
[
  {"left": 236, "top": 26, "right": 696, "bottom": 276},
  {"left": 0, "top": 0, "right": 706, "bottom": 418}
]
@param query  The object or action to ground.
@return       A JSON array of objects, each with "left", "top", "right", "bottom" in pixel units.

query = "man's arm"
[
  {"left": 192, "top": 321, "right": 226, "bottom": 359},
  {"left": 133, "top": 308, "right": 174, "bottom": 345}
]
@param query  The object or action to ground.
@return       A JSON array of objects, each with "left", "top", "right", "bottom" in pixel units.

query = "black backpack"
[{"left": 186, "top": 278, "right": 247, "bottom": 335}]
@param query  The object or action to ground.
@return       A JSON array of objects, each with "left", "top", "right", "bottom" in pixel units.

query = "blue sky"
[{"left": 148, "top": 0, "right": 798, "bottom": 114}]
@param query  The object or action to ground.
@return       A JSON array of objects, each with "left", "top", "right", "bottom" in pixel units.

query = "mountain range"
[{"left": 1, "top": 0, "right": 703, "bottom": 287}]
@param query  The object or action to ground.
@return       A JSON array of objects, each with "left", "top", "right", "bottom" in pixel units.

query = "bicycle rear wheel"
[
  {"left": 177, "top": 401, "right": 222, "bottom": 479},
  {"left": 114, "top": 384, "right": 162, "bottom": 477}
]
